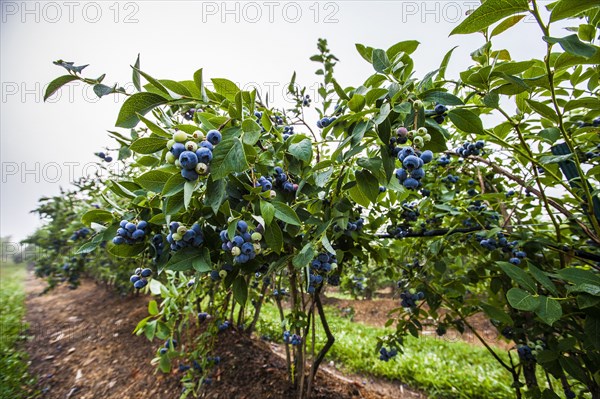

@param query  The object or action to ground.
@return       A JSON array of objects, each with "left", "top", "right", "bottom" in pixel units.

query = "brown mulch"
[{"left": 22, "top": 274, "right": 423, "bottom": 399}]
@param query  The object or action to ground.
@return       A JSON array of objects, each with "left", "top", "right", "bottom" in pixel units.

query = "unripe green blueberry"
[
  {"left": 185, "top": 141, "right": 198, "bottom": 152},
  {"left": 409, "top": 288, "right": 416, "bottom": 295},
  {"left": 253, "top": 243, "right": 261, "bottom": 252},
  {"left": 231, "top": 247, "right": 241, "bottom": 256},
  {"left": 193, "top": 130, "right": 205, "bottom": 140},
  {"left": 527, "top": 341, "right": 535, "bottom": 348},
  {"left": 269, "top": 190, "right": 277, "bottom": 199},
  {"left": 166, "top": 152, "right": 176, "bottom": 164},
  {"left": 173, "top": 131, "right": 187, "bottom": 143},
  {"left": 413, "top": 100, "right": 423, "bottom": 109},
  {"left": 174, "top": 160, "right": 181, "bottom": 168},
  {"left": 413, "top": 136, "right": 424, "bottom": 147},
  {"left": 219, "top": 270, "right": 227, "bottom": 279},
  {"left": 166, "top": 139, "right": 175, "bottom": 150},
  {"left": 251, "top": 232, "right": 262, "bottom": 242},
  {"left": 331, "top": 263, "right": 338, "bottom": 270},
  {"left": 531, "top": 350, "right": 538, "bottom": 356},
  {"left": 177, "top": 226, "right": 187, "bottom": 235},
  {"left": 423, "top": 133, "right": 431, "bottom": 142},
  {"left": 172, "top": 233, "right": 182, "bottom": 241},
  {"left": 535, "top": 345, "right": 543, "bottom": 352},
  {"left": 417, "top": 127, "right": 427, "bottom": 135},
  {"left": 195, "top": 163, "right": 208, "bottom": 175}
]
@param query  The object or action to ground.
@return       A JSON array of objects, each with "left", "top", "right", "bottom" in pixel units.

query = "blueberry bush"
[{"left": 32, "top": 1, "right": 600, "bottom": 397}]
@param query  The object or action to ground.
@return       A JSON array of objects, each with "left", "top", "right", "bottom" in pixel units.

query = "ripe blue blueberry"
[
  {"left": 420, "top": 150, "right": 433, "bottom": 164},
  {"left": 171, "top": 143, "right": 186, "bottom": 158},
  {"left": 195, "top": 147, "right": 213, "bottom": 164},
  {"left": 237, "top": 220, "right": 248, "bottom": 233},
  {"left": 125, "top": 222, "right": 136, "bottom": 232},
  {"left": 179, "top": 151, "right": 199, "bottom": 170},
  {"left": 411, "top": 168, "right": 425, "bottom": 180},
  {"left": 137, "top": 220, "right": 148, "bottom": 230},
  {"left": 181, "top": 168, "right": 199, "bottom": 181},
  {"left": 132, "top": 229, "right": 145, "bottom": 240},
  {"left": 134, "top": 279, "right": 147, "bottom": 289},
  {"left": 509, "top": 257, "right": 521, "bottom": 265},
  {"left": 403, "top": 178, "right": 419, "bottom": 190},
  {"left": 130, "top": 275, "right": 140, "bottom": 283},
  {"left": 206, "top": 130, "right": 222, "bottom": 145},
  {"left": 113, "top": 236, "right": 125, "bottom": 245},
  {"left": 141, "top": 268, "right": 152, "bottom": 277},
  {"left": 395, "top": 168, "right": 407, "bottom": 182},
  {"left": 403, "top": 155, "right": 420, "bottom": 170}
]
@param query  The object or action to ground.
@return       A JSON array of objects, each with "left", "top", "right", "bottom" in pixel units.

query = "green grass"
[
  {"left": 256, "top": 302, "right": 515, "bottom": 399},
  {"left": 0, "top": 263, "right": 37, "bottom": 398}
]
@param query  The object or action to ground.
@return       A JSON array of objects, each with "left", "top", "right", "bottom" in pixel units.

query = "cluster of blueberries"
[
  {"left": 282, "top": 125, "right": 295, "bottom": 140},
  {"left": 283, "top": 331, "right": 302, "bottom": 346},
  {"left": 442, "top": 174, "right": 460, "bottom": 184},
  {"left": 437, "top": 155, "right": 451, "bottom": 166},
  {"left": 218, "top": 320, "right": 231, "bottom": 332},
  {"left": 395, "top": 146, "right": 434, "bottom": 190},
  {"left": 334, "top": 217, "right": 364, "bottom": 234},
  {"left": 477, "top": 232, "right": 526, "bottom": 265},
  {"left": 307, "top": 252, "right": 337, "bottom": 294},
  {"left": 378, "top": 347, "right": 398, "bottom": 361},
  {"left": 517, "top": 340, "right": 545, "bottom": 361},
  {"left": 353, "top": 276, "right": 366, "bottom": 291},
  {"left": 159, "top": 338, "right": 177, "bottom": 355},
  {"left": 219, "top": 220, "right": 263, "bottom": 264},
  {"left": 130, "top": 267, "right": 152, "bottom": 289},
  {"left": 302, "top": 94, "right": 311, "bottom": 107},
  {"left": 166, "top": 222, "right": 204, "bottom": 251},
  {"left": 95, "top": 151, "right": 113, "bottom": 162},
  {"left": 455, "top": 140, "right": 485, "bottom": 158},
  {"left": 468, "top": 200, "right": 487, "bottom": 212},
  {"left": 183, "top": 108, "right": 196, "bottom": 121},
  {"left": 167, "top": 129, "right": 222, "bottom": 181},
  {"left": 70, "top": 227, "right": 90, "bottom": 241},
  {"left": 425, "top": 103, "right": 448, "bottom": 124},
  {"left": 255, "top": 167, "right": 298, "bottom": 194},
  {"left": 113, "top": 220, "right": 150, "bottom": 245},
  {"left": 152, "top": 233, "right": 165, "bottom": 261},
  {"left": 198, "top": 312, "right": 210, "bottom": 322},
  {"left": 316, "top": 116, "right": 336, "bottom": 129},
  {"left": 400, "top": 289, "right": 425, "bottom": 308},
  {"left": 576, "top": 117, "right": 600, "bottom": 128},
  {"left": 272, "top": 288, "right": 289, "bottom": 297}
]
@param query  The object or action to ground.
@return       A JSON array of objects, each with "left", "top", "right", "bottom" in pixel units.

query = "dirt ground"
[{"left": 22, "top": 274, "right": 425, "bottom": 399}]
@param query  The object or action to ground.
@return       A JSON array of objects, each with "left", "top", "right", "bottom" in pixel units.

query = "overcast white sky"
[{"left": 1, "top": 0, "right": 558, "bottom": 242}]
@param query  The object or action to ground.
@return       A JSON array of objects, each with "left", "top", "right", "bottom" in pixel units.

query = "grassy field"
[
  {"left": 256, "top": 302, "right": 515, "bottom": 399},
  {"left": 0, "top": 263, "right": 36, "bottom": 398}
]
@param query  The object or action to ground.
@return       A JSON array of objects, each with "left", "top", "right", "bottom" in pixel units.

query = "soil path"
[{"left": 22, "top": 274, "right": 424, "bottom": 399}]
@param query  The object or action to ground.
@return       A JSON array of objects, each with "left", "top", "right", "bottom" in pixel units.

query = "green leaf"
[
  {"left": 81, "top": 209, "right": 113, "bottom": 226},
  {"left": 132, "top": 54, "right": 141, "bottom": 92},
  {"left": 490, "top": 15, "right": 526, "bottom": 37},
  {"left": 260, "top": 200, "right": 275, "bottom": 225},
  {"left": 483, "top": 92, "right": 500, "bottom": 108},
  {"left": 568, "top": 283, "right": 600, "bottom": 296},
  {"left": 293, "top": 243, "right": 315, "bottom": 269},
  {"left": 288, "top": 138, "right": 312, "bottom": 163},
  {"left": 232, "top": 276, "right": 248, "bottom": 306},
  {"left": 481, "top": 303, "right": 513, "bottom": 324},
  {"left": 332, "top": 79, "right": 349, "bottom": 100},
  {"left": 372, "top": 49, "right": 390, "bottom": 73},
  {"left": 135, "top": 170, "right": 172, "bottom": 193},
  {"left": 447, "top": 108, "right": 484, "bottom": 134},
  {"left": 564, "top": 97, "right": 600, "bottom": 112},
  {"left": 148, "top": 300, "right": 158, "bottom": 316},
  {"left": 438, "top": 46, "right": 458, "bottom": 80},
  {"left": 210, "top": 138, "right": 248, "bottom": 180},
  {"left": 204, "top": 177, "right": 226, "bottom": 214},
  {"left": 529, "top": 265, "right": 558, "bottom": 296},
  {"left": 44, "top": 75, "right": 79, "bottom": 101},
  {"left": 138, "top": 114, "right": 171, "bottom": 138},
  {"left": 525, "top": 99, "right": 559, "bottom": 122},
  {"left": 115, "top": 92, "right": 168, "bottom": 128},
  {"left": 355, "top": 170, "right": 379, "bottom": 203},
  {"left": 539, "top": 127, "right": 561, "bottom": 144},
  {"left": 355, "top": 43, "right": 373, "bottom": 63},
  {"left": 193, "top": 247, "right": 212, "bottom": 272},
  {"left": 129, "top": 137, "right": 168, "bottom": 154},
  {"left": 162, "top": 173, "right": 186, "bottom": 197},
  {"left": 165, "top": 247, "right": 208, "bottom": 272},
  {"left": 75, "top": 241, "right": 99, "bottom": 255},
  {"left": 349, "top": 183, "right": 370, "bottom": 208},
  {"left": 507, "top": 288, "right": 539, "bottom": 311},
  {"left": 348, "top": 94, "right": 366, "bottom": 112},
  {"left": 535, "top": 296, "right": 562, "bottom": 326},
  {"left": 264, "top": 221, "right": 283, "bottom": 253},
  {"left": 107, "top": 242, "right": 145, "bottom": 258},
  {"left": 584, "top": 316, "right": 600, "bottom": 350},
  {"left": 499, "top": 261, "right": 537, "bottom": 293},
  {"left": 558, "top": 268, "right": 600, "bottom": 286},
  {"left": 550, "top": 0, "right": 600, "bottom": 22},
  {"left": 450, "top": 0, "right": 529, "bottom": 36},
  {"left": 165, "top": 191, "right": 184, "bottom": 215},
  {"left": 242, "top": 119, "right": 262, "bottom": 145},
  {"left": 387, "top": 40, "right": 420, "bottom": 58},
  {"left": 211, "top": 78, "right": 240, "bottom": 101},
  {"left": 272, "top": 201, "right": 301, "bottom": 226},
  {"left": 183, "top": 181, "right": 195, "bottom": 210},
  {"left": 419, "top": 90, "right": 464, "bottom": 106},
  {"left": 543, "top": 35, "right": 597, "bottom": 58}
]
